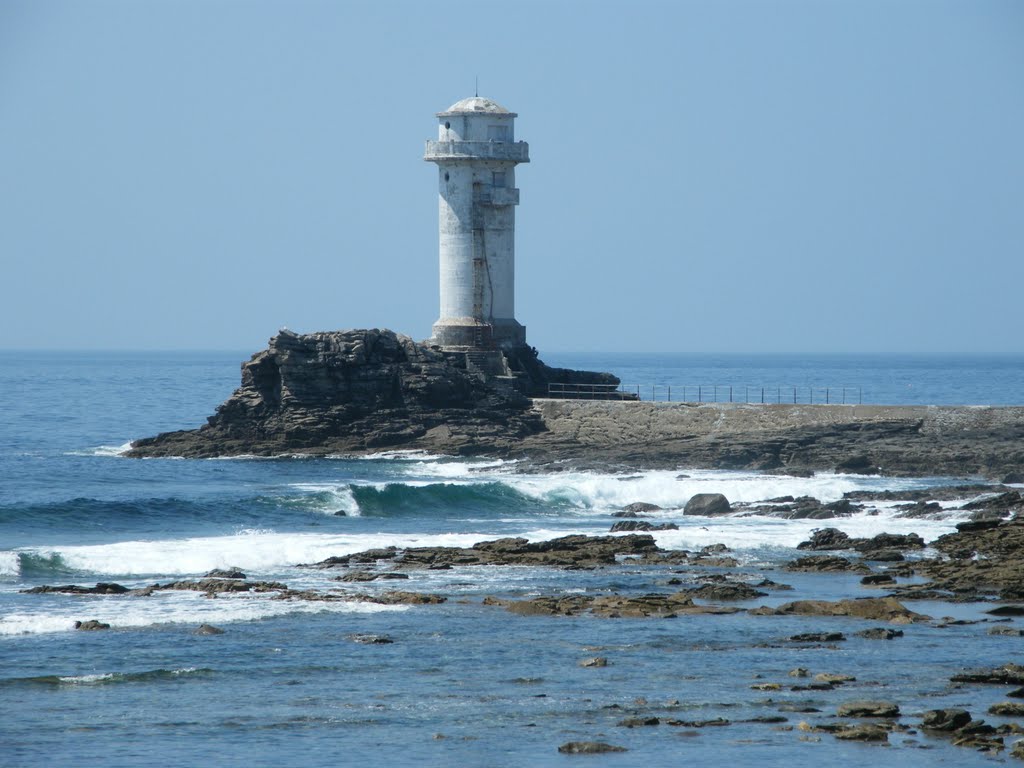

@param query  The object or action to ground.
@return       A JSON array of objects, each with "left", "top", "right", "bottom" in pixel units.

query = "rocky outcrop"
[
  {"left": 302, "top": 534, "right": 669, "bottom": 570},
  {"left": 127, "top": 329, "right": 615, "bottom": 459},
  {"left": 124, "top": 329, "right": 1024, "bottom": 477}
]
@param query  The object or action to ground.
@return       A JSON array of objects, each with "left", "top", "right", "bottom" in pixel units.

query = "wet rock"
[
  {"left": 751, "top": 683, "right": 782, "bottom": 691},
  {"left": 833, "top": 724, "right": 889, "bottom": 742},
  {"left": 698, "top": 543, "right": 731, "bottom": 558},
  {"left": 861, "top": 550, "right": 904, "bottom": 562},
  {"left": 789, "top": 668, "right": 809, "bottom": 678},
  {"left": 835, "top": 454, "right": 880, "bottom": 475},
  {"left": 194, "top": 624, "right": 225, "bottom": 635},
  {"left": 668, "top": 717, "right": 731, "bottom": 727},
  {"left": 986, "top": 606, "right": 1024, "bottom": 616},
  {"left": 963, "top": 490, "right": 1023, "bottom": 512},
  {"left": 618, "top": 717, "right": 659, "bottom": 727},
  {"left": 684, "top": 493, "right": 731, "bottom": 516},
  {"left": 557, "top": 742, "right": 627, "bottom": 754},
  {"left": 1004, "top": 472, "right": 1024, "bottom": 484},
  {"left": 364, "top": 591, "right": 446, "bottom": 605},
  {"left": 685, "top": 583, "right": 767, "bottom": 601},
  {"left": 22, "top": 583, "right": 129, "bottom": 595},
  {"left": 837, "top": 701, "right": 900, "bottom": 718},
  {"left": 308, "top": 534, "right": 666, "bottom": 570},
  {"left": 486, "top": 592, "right": 741, "bottom": 619},
  {"left": 135, "top": 579, "right": 289, "bottom": 596},
  {"left": 895, "top": 500, "right": 943, "bottom": 517},
  {"left": 789, "top": 632, "right": 845, "bottom": 643},
  {"left": 74, "top": 620, "right": 110, "bottom": 631},
  {"left": 797, "top": 528, "right": 851, "bottom": 550},
  {"left": 784, "top": 556, "right": 870, "bottom": 573},
  {"left": 348, "top": 634, "right": 394, "bottom": 644},
  {"left": 609, "top": 520, "right": 679, "bottom": 532},
  {"left": 777, "top": 497, "right": 856, "bottom": 520},
  {"left": 579, "top": 657, "right": 608, "bottom": 668},
  {"left": 989, "top": 626, "right": 1024, "bottom": 636},
  {"left": 334, "top": 570, "right": 411, "bottom": 582},
  {"left": 951, "top": 664, "right": 1024, "bottom": 685},
  {"left": 856, "top": 627, "right": 903, "bottom": 640},
  {"left": 989, "top": 702, "right": 1024, "bottom": 717},
  {"left": 921, "top": 709, "right": 973, "bottom": 732},
  {"left": 815, "top": 673, "right": 856, "bottom": 684},
  {"left": 861, "top": 574, "right": 896, "bottom": 586},
  {"left": 203, "top": 569, "right": 246, "bottom": 579},
  {"left": 752, "top": 597, "right": 927, "bottom": 622},
  {"left": 620, "top": 502, "right": 663, "bottom": 516},
  {"left": 854, "top": 533, "right": 925, "bottom": 553}
]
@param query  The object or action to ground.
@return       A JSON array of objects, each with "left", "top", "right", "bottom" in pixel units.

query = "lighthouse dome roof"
[{"left": 438, "top": 97, "right": 516, "bottom": 118}]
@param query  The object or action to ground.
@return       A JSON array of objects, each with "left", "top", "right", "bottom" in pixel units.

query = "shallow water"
[{"left": 1, "top": 351, "right": 1022, "bottom": 766}]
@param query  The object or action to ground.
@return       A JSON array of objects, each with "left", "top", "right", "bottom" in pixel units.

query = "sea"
[{"left": 2, "top": 350, "right": 1023, "bottom": 767}]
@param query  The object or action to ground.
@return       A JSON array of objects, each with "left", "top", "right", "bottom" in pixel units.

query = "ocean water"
[{"left": 1, "top": 351, "right": 1023, "bottom": 767}]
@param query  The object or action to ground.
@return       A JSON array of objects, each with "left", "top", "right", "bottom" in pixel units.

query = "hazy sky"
[{"left": 2, "top": 0, "right": 1021, "bottom": 354}]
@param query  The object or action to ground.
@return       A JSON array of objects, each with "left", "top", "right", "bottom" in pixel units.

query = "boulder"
[
  {"left": 609, "top": 521, "right": 678, "bottom": 532},
  {"left": 921, "top": 709, "right": 973, "bottom": 732},
  {"left": 558, "top": 742, "right": 627, "bottom": 754},
  {"left": 789, "top": 632, "right": 845, "bottom": 643},
  {"left": 579, "top": 657, "right": 608, "bottom": 668},
  {"left": 684, "top": 493, "right": 731, "bottom": 516},
  {"left": 856, "top": 627, "right": 903, "bottom": 640},
  {"left": 836, "top": 701, "right": 900, "bottom": 718},
  {"left": 203, "top": 569, "right": 246, "bottom": 579},
  {"left": 797, "top": 528, "right": 851, "bottom": 551},
  {"left": 784, "top": 556, "right": 869, "bottom": 573},
  {"left": 74, "top": 620, "right": 110, "bottom": 631},
  {"left": 620, "top": 502, "right": 663, "bottom": 515},
  {"left": 989, "top": 702, "right": 1024, "bottom": 717}
]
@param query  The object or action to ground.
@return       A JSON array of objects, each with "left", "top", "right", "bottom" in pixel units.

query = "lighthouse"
[{"left": 424, "top": 96, "right": 529, "bottom": 350}]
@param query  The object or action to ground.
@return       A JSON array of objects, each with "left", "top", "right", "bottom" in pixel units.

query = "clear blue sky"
[{"left": 2, "top": 0, "right": 1021, "bottom": 354}]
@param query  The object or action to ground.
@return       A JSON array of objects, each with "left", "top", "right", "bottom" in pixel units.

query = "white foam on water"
[
  {"left": 287, "top": 484, "right": 361, "bottom": 516},
  {"left": 409, "top": 457, "right": 516, "bottom": 478},
  {"left": 458, "top": 467, "right": 934, "bottom": 514},
  {"left": 68, "top": 442, "right": 134, "bottom": 458},
  {"left": 0, "top": 590, "right": 405, "bottom": 637},
  {"left": 8, "top": 530, "right": 508, "bottom": 578},
  {"left": 0, "top": 552, "right": 18, "bottom": 578}
]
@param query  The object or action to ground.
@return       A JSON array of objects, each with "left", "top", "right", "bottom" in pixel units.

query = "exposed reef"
[{"left": 127, "top": 328, "right": 1024, "bottom": 479}]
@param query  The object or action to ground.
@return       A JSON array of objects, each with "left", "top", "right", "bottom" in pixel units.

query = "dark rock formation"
[
  {"left": 557, "top": 742, "right": 627, "bottom": 754},
  {"left": 608, "top": 520, "right": 679, "bottom": 532},
  {"left": 856, "top": 627, "right": 903, "bottom": 640},
  {"left": 750, "top": 597, "right": 929, "bottom": 623},
  {"left": 23, "top": 583, "right": 128, "bottom": 595},
  {"left": 836, "top": 701, "right": 900, "bottom": 718},
  {"left": 483, "top": 592, "right": 742, "bottom": 618},
  {"left": 74, "top": 620, "right": 110, "bottom": 631},
  {"left": 684, "top": 493, "right": 731, "bottom": 516},
  {"left": 127, "top": 329, "right": 616, "bottom": 459},
  {"left": 302, "top": 534, "right": 675, "bottom": 570}
]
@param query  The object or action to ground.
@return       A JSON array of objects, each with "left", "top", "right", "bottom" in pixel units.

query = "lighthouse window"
[
  {"left": 487, "top": 124, "right": 509, "bottom": 141},
  {"left": 445, "top": 172, "right": 450, "bottom": 182},
  {"left": 444, "top": 121, "right": 450, "bottom": 129},
  {"left": 492, "top": 172, "right": 506, "bottom": 188}
]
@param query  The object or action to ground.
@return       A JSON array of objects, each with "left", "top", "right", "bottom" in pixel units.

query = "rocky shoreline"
[
  {"left": 126, "top": 328, "right": 1024, "bottom": 481},
  {"left": 24, "top": 485, "right": 1024, "bottom": 758}
]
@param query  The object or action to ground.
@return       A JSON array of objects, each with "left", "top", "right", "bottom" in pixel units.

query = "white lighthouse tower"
[{"left": 424, "top": 96, "right": 529, "bottom": 350}]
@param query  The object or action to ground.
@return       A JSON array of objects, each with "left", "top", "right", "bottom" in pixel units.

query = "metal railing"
[{"left": 546, "top": 383, "right": 863, "bottom": 404}]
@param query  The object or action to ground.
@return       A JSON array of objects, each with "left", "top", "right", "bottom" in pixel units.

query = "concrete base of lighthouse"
[{"left": 431, "top": 318, "right": 526, "bottom": 350}]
